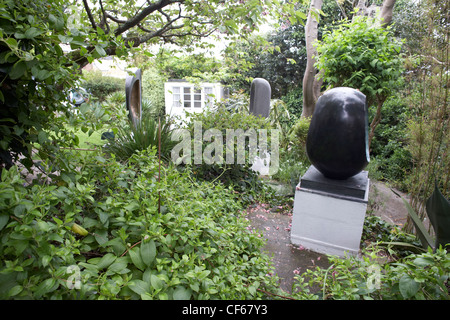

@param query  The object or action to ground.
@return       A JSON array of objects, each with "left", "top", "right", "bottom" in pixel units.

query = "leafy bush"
[
  {"left": 0, "top": 0, "right": 80, "bottom": 168},
  {"left": 82, "top": 71, "right": 125, "bottom": 101},
  {"left": 0, "top": 149, "right": 281, "bottom": 299},
  {"left": 315, "top": 16, "right": 404, "bottom": 145},
  {"left": 293, "top": 247, "right": 450, "bottom": 300},
  {"left": 271, "top": 116, "right": 310, "bottom": 189},
  {"left": 178, "top": 105, "right": 276, "bottom": 204},
  {"left": 141, "top": 67, "right": 167, "bottom": 117}
]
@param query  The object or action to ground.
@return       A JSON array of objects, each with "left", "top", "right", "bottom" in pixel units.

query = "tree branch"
[
  {"left": 98, "top": 0, "right": 110, "bottom": 33},
  {"left": 114, "top": 0, "right": 180, "bottom": 36},
  {"left": 82, "top": 0, "right": 97, "bottom": 30}
]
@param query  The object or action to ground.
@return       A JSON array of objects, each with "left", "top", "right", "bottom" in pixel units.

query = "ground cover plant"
[{"left": 0, "top": 148, "right": 283, "bottom": 299}]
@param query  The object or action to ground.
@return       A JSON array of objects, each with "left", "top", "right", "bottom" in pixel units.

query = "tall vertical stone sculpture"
[
  {"left": 249, "top": 78, "right": 271, "bottom": 175},
  {"left": 291, "top": 87, "right": 371, "bottom": 257},
  {"left": 249, "top": 78, "right": 271, "bottom": 118},
  {"left": 125, "top": 68, "right": 142, "bottom": 126}
]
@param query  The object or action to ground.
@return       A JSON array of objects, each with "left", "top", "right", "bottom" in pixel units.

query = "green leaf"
[
  {"left": 128, "top": 280, "right": 150, "bottom": 296},
  {"left": 9, "top": 60, "right": 27, "bottom": 80},
  {"left": 34, "top": 278, "right": 57, "bottom": 298},
  {"left": 425, "top": 182, "right": 450, "bottom": 248},
  {"left": 399, "top": 275, "right": 420, "bottom": 299},
  {"left": 107, "top": 258, "right": 129, "bottom": 275},
  {"left": 24, "top": 27, "right": 43, "bottom": 39},
  {"left": 150, "top": 274, "right": 163, "bottom": 291},
  {"left": 198, "top": 270, "right": 210, "bottom": 280},
  {"left": 8, "top": 285, "right": 23, "bottom": 297},
  {"left": 129, "top": 247, "right": 146, "bottom": 271},
  {"left": 96, "top": 253, "right": 116, "bottom": 270},
  {"left": 0, "top": 215, "right": 9, "bottom": 230},
  {"left": 5, "top": 38, "right": 18, "bottom": 48},
  {"left": 402, "top": 198, "right": 435, "bottom": 249},
  {"left": 413, "top": 257, "right": 434, "bottom": 267},
  {"left": 173, "top": 286, "right": 192, "bottom": 300},
  {"left": 140, "top": 239, "right": 156, "bottom": 267},
  {"left": 95, "top": 44, "right": 106, "bottom": 56},
  {"left": 38, "top": 130, "right": 48, "bottom": 144},
  {"left": 94, "top": 229, "right": 108, "bottom": 245}
]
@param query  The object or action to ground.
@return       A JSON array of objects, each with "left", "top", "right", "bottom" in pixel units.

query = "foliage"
[
  {"left": 103, "top": 111, "right": 177, "bottom": 163},
  {"left": 178, "top": 105, "right": 276, "bottom": 204},
  {"left": 0, "top": 149, "right": 282, "bottom": 299},
  {"left": 402, "top": 0, "right": 449, "bottom": 234},
  {"left": 401, "top": 184, "right": 450, "bottom": 251},
  {"left": 368, "top": 95, "right": 413, "bottom": 188},
  {"left": 225, "top": 25, "right": 306, "bottom": 98},
  {"left": 82, "top": 71, "right": 125, "bottom": 101},
  {"left": 316, "top": 16, "right": 403, "bottom": 102},
  {"left": 270, "top": 116, "right": 311, "bottom": 189},
  {"left": 141, "top": 67, "right": 166, "bottom": 117},
  {"left": 280, "top": 86, "right": 303, "bottom": 120},
  {"left": 0, "top": 0, "right": 80, "bottom": 168},
  {"left": 68, "top": 0, "right": 299, "bottom": 69},
  {"left": 315, "top": 16, "right": 404, "bottom": 144},
  {"left": 289, "top": 116, "right": 311, "bottom": 155},
  {"left": 362, "top": 215, "right": 423, "bottom": 258},
  {"left": 293, "top": 247, "right": 450, "bottom": 300}
]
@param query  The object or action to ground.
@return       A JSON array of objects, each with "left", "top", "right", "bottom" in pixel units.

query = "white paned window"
[
  {"left": 172, "top": 87, "right": 181, "bottom": 107},
  {"left": 183, "top": 87, "right": 191, "bottom": 108},
  {"left": 194, "top": 88, "right": 201, "bottom": 108},
  {"left": 204, "top": 87, "right": 213, "bottom": 108}
]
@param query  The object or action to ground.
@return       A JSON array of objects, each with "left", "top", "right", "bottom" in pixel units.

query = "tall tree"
[
  {"left": 68, "top": 0, "right": 286, "bottom": 68},
  {"left": 301, "top": 0, "right": 323, "bottom": 118}
]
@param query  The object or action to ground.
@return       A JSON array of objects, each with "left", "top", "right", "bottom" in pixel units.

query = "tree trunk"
[
  {"left": 379, "top": 0, "right": 396, "bottom": 27},
  {"left": 301, "top": 0, "right": 323, "bottom": 119},
  {"left": 368, "top": 95, "right": 387, "bottom": 147}
]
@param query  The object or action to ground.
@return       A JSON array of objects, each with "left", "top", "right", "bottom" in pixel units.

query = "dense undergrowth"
[{"left": 0, "top": 149, "right": 283, "bottom": 299}]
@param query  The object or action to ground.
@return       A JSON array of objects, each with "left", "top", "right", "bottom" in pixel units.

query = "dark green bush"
[
  {"left": 369, "top": 95, "right": 413, "bottom": 188},
  {"left": 178, "top": 106, "right": 276, "bottom": 204}
]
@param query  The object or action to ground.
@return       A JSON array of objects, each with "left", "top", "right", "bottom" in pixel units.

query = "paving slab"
[{"left": 246, "top": 203, "right": 330, "bottom": 293}]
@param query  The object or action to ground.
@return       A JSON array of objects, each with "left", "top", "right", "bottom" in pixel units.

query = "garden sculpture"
[
  {"left": 125, "top": 68, "right": 142, "bottom": 127},
  {"left": 249, "top": 78, "right": 271, "bottom": 118},
  {"left": 306, "top": 87, "right": 370, "bottom": 180}
]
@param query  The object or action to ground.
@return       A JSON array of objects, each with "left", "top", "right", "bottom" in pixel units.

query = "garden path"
[{"left": 246, "top": 179, "right": 409, "bottom": 293}]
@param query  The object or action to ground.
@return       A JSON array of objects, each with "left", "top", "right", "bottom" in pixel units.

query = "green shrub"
[
  {"left": 293, "top": 247, "right": 450, "bottom": 300},
  {"left": 82, "top": 71, "right": 125, "bottom": 101},
  {"left": 141, "top": 67, "right": 166, "bottom": 117},
  {"left": 0, "top": 149, "right": 281, "bottom": 299},
  {"left": 368, "top": 95, "right": 413, "bottom": 188},
  {"left": 270, "top": 116, "right": 311, "bottom": 188},
  {"left": 179, "top": 105, "right": 276, "bottom": 204}
]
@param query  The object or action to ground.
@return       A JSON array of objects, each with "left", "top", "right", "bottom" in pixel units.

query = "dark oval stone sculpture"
[
  {"left": 249, "top": 78, "right": 271, "bottom": 118},
  {"left": 306, "top": 87, "right": 370, "bottom": 180},
  {"left": 125, "top": 68, "right": 142, "bottom": 126}
]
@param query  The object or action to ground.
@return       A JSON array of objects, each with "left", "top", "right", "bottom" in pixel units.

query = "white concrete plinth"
[{"left": 290, "top": 167, "right": 370, "bottom": 257}]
